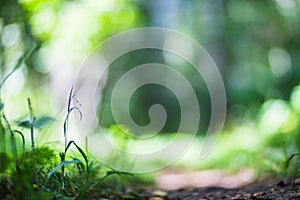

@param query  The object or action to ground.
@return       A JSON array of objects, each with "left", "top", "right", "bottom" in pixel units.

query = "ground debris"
[{"left": 134, "top": 180, "right": 300, "bottom": 200}]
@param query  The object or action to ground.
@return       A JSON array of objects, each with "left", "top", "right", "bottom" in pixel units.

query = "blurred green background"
[{"left": 1, "top": 0, "right": 300, "bottom": 177}]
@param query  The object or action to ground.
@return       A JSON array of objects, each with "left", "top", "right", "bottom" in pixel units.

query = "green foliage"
[
  {"left": 0, "top": 113, "right": 6, "bottom": 156},
  {"left": 105, "top": 170, "right": 133, "bottom": 179},
  {"left": 65, "top": 140, "right": 88, "bottom": 167},
  {"left": 0, "top": 152, "right": 10, "bottom": 174},
  {"left": 0, "top": 88, "right": 135, "bottom": 199},
  {"left": 3, "top": 0, "right": 300, "bottom": 198},
  {"left": 0, "top": 44, "right": 54, "bottom": 199},
  {"left": 43, "top": 87, "right": 134, "bottom": 199},
  {"left": 13, "top": 130, "right": 25, "bottom": 154},
  {"left": 0, "top": 42, "right": 38, "bottom": 97},
  {"left": 47, "top": 159, "right": 81, "bottom": 180},
  {"left": 18, "top": 116, "right": 54, "bottom": 129},
  {"left": 283, "top": 153, "right": 300, "bottom": 188},
  {"left": 49, "top": 86, "right": 86, "bottom": 189}
]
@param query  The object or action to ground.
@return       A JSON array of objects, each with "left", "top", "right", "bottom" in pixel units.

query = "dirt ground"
[
  {"left": 125, "top": 168, "right": 300, "bottom": 200},
  {"left": 136, "top": 180, "right": 300, "bottom": 200}
]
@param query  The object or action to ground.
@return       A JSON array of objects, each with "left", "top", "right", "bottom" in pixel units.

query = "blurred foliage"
[
  {"left": 0, "top": 0, "right": 299, "bottom": 132},
  {"left": 0, "top": 0, "right": 300, "bottom": 182},
  {"left": 99, "top": 0, "right": 300, "bottom": 133}
]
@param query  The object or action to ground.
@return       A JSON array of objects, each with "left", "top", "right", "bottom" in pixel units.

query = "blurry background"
[{"left": 1, "top": 0, "right": 300, "bottom": 188}]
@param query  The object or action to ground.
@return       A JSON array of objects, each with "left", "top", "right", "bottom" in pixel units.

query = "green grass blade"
[
  {"left": 286, "top": 153, "right": 300, "bottom": 170},
  {"left": 65, "top": 140, "right": 88, "bottom": 166},
  {"left": 69, "top": 107, "right": 82, "bottom": 121},
  {"left": 0, "top": 115, "right": 6, "bottom": 173},
  {"left": 27, "top": 98, "right": 35, "bottom": 151},
  {"left": 47, "top": 159, "right": 81, "bottom": 179},
  {"left": 0, "top": 115, "right": 5, "bottom": 153},
  {"left": 63, "top": 117, "right": 68, "bottom": 149},
  {"left": 65, "top": 141, "right": 73, "bottom": 152},
  {"left": 63, "top": 105, "right": 82, "bottom": 149},
  {"left": 27, "top": 98, "right": 35, "bottom": 121},
  {"left": 72, "top": 141, "right": 88, "bottom": 166},
  {"left": 67, "top": 86, "right": 74, "bottom": 112},
  {"left": 13, "top": 130, "right": 25, "bottom": 154},
  {"left": 105, "top": 170, "right": 133, "bottom": 177},
  {"left": 2, "top": 113, "right": 18, "bottom": 163},
  {"left": 63, "top": 107, "right": 82, "bottom": 143},
  {"left": 63, "top": 87, "right": 74, "bottom": 149},
  {"left": 0, "top": 43, "right": 37, "bottom": 90},
  {"left": 0, "top": 102, "right": 3, "bottom": 111}
]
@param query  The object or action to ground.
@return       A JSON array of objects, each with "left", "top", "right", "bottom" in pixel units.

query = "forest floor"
[
  {"left": 2, "top": 167, "right": 299, "bottom": 199},
  {"left": 134, "top": 180, "right": 300, "bottom": 200},
  {"left": 122, "top": 169, "right": 300, "bottom": 200},
  {"left": 1, "top": 174, "right": 300, "bottom": 199}
]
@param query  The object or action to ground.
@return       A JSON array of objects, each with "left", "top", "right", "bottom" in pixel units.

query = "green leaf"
[
  {"left": 67, "top": 86, "right": 74, "bottom": 112},
  {"left": 18, "top": 120, "right": 31, "bottom": 128},
  {"left": 0, "top": 117, "right": 6, "bottom": 154},
  {"left": 105, "top": 170, "right": 133, "bottom": 177},
  {"left": 63, "top": 107, "right": 82, "bottom": 142},
  {"left": 13, "top": 130, "right": 25, "bottom": 154},
  {"left": 0, "top": 102, "right": 3, "bottom": 111},
  {"left": 0, "top": 43, "right": 38, "bottom": 89},
  {"left": 65, "top": 140, "right": 88, "bottom": 166},
  {"left": 75, "top": 161, "right": 85, "bottom": 174},
  {"left": 32, "top": 116, "right": 54, "bottom": 128},
  {"left": 286, "top": 153, "right": 300, "bottom": 169},
  {"left": 47, "top": 159, "right": 81, "bottom": 179},
  {"left": 18, "top": 116, "right": 54, "bottom": 129}
]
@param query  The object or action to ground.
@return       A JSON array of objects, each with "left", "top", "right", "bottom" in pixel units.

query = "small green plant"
[
  {"left": 46, "top": 87, "right": 135, "bottom": 199},
  {"left": 0, "top": 43, "right": 37, "bottom": 175},
  {"left": 285, "top": 153, "right": 300, "bottom": 188},
  {"left": 47, "top": 86, "right": 88, "bottom": 190},
  {"left": 18, "top": 98, "right": 54, "bottom": 151},
  {"left": 0, "top": 44, "right": 138, "bottom": 199},
  {"left": 0, "top": 43, "right": 52, "bottom": 199}
]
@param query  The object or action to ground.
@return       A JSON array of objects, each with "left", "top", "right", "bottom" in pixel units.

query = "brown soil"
[{"left": 135, "top": 180, "right": 300, "bottom": 200}]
